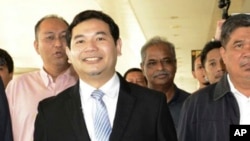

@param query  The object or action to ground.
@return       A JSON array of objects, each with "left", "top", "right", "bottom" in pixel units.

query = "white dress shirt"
[
  {"left": 228, "top": 74, "right": 250, "bottom": 124},
  {"left": 79, "top": 73, "right": 120, "bottom": 141}
]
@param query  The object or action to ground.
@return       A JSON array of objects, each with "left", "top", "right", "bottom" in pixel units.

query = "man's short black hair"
[
  {"left": 0, "top": 49, "right": 14, "bottom": 73},
  {"left": 200, "top": 41, "right": 222, "bottom": 67}
]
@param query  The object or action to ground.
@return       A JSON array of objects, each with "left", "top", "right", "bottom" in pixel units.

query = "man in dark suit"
[
  {"left": 0, "top": 77, "right": 13, "bottom": 141},
  {"left": 34, "top": 10, "right": 177, "bottom": 141},
  {"left": 140, "top": 36, "right": 190, "bottom": 130},
  {"left": 178, "top": 14, "right": 250, "bottom": 141}
]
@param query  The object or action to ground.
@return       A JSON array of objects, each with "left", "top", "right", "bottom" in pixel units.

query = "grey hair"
[
  {"left": 221, "top": 14, "right": 250, "bottom": 47},
  {"left": 140, "top": 36, "right": 176, "bottom": 63}
]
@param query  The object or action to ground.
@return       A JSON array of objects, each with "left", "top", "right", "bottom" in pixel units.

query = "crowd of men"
[{"left": 1, "top": 9, "right": 250, "bottom": 141}]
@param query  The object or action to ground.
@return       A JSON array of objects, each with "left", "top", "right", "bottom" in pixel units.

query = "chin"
[
  {"left": 89, "top": 71, "right": 102, "bottom": 76},
  {"left": 154, "top": 80, "right": 169, "bottom": 85}
]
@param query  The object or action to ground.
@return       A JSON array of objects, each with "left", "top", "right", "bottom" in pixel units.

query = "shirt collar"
[
  {"left": 227, "top": 74, "right": 248, "bottom": 98},
  {"left": 227, "top": 74, "right": 238, "bottom": 95},
  {"left": 80, "top": 73, "right": 119, "bottom": 99},
  {"left": 39, "top": 66, "right": 75, "bottom": 87},
  {"left": 213, "top": 73, "right": 231, "bottom": 101},
  {"left": 100, "top": 73, "right": 119, "bottom": 98}
]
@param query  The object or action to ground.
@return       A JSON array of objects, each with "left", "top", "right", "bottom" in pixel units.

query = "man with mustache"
[
  {"left": 178, "top": 14, "right": 250, "bottom": 141},
  {"left": 6, "top": 15, "right": 78, "bottom": 141},
  {"left": 140, "top": 36, "right": 190, "bottom": 130}
]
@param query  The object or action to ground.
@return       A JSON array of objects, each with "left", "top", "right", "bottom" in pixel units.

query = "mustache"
[
  {"left": 152, "top": 70, "right": 171, "bottom": 78},
  {"left": 239, "top": 57, "right": 250, "bottom": 67}
]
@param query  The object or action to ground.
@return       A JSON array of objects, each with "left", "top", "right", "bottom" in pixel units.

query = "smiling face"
[
  {"left": 34, "top": 18, "right": 69, "bottom": 70},
  {"left": 141, "top": 44, "right": 176, "bottom": 88},
  {"left": 221, "top": 27, "right": 250, "bottom": 82},
  {"left": 66, "top": 19, "right": 121, "bottom": 86}
]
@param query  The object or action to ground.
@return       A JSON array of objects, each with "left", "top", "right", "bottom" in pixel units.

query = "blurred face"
[
  {"left": 192, "top": 56, "right": 207, "bottom": 84},
  {"left": 0, "top": 65, "right": 12, "bottom": 88},
  {"left": 204, "top": 48, "right": 225, "bottom": 84},
  {"left": 125, "top": 71, "right": 147, "bottom": 87},
  {"left": 34, "top": 18, "right": 69, "bottom": 70},
  {"left": 220, "top": 27, "right": 250, "bottom": 82},
  {"left": 141, "top": 45, "right": 176, "bottom": 88},
  {"left": 66, "top": 19, "right": 121, "bottom": 83}
]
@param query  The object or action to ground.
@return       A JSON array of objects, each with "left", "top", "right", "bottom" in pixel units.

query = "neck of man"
[
  {"left": 149, "top": 83, "right": 175, "bottom": 103},
  {"left": 233, "top": 82, "right": 250, "bottom": 97},
  {"left": 229, "top": 75, "right": 250, "bottom": 97},
  {"left": 199, "top": 82, "right": 209, "bottom": 89},
  {"left": 79, "top": 71, "right": 116, "bottom": 89},
  {"left": 43, "top": 63, "right": 70, "bottom": 82}
]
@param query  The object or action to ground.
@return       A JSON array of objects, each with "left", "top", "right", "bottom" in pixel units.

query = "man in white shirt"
[
  {"left": 34, "top": 10, "right": 177, "bottom": 141},
  {"left": 178, "top": 14, "right": 250, "bottom": 141}
]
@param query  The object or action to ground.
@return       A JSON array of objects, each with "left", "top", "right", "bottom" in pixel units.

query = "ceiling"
[{"left": 0, "top": 0, "right": 249, "bottom": 92}]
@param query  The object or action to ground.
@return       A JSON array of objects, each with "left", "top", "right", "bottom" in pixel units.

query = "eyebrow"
[
  {"left": 147, "top": 57, "right": 171, "bottom": 61},
  {"left": 73, "top": 31, "right": 108, "bottom": 40},
  {"left": 232, "top": 40, "right": 243, "bottom": 45},
  {"left": 208, "top": 59, "right": 217, "bottom": 62},
  {"left": 60, "top": 31, "right": 67, "bottom": 34},
  {"left": 43, "top": 31, "right": 66, "bottom": 35},
  {"left": 43, "top": 31, "right": 54, "bottom": 35},
  {"left": 73, "top": 34, "right": 84, "bottom": 40},
  {"left": 96, "top": 31, "right": 107, "bottom": 36},
  {"left": 147, "top": 59, "right": 157, "bottom": 62}
]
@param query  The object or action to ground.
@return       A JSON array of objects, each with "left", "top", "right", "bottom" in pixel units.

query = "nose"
[
  {"left": 83, "top": 40, "right": 98, "bottom": 52},
  {"left": 155, "top": 61, "right": 164, "bottom": 70},
  {"left": 54, "top": 36, "right": 65, "bottom": 48},
  {"left": 242, "top": 43, "right": 250, "bottom": 57},
  {"left": 245, "top": 42, "right": 250, "bottom": 49}
]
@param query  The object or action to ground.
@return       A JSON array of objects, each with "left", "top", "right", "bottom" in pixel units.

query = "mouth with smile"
[{"left": 83, "top": 57, "right": 102, "bottom": 63}]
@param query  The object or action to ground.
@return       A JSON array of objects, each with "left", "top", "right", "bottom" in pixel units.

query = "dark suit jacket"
[
  {"left": 34, "top": 73, "right": 177, "bottom": 141},
  {"left": 0, "top": 78, "right": 13, "bottom": 141},
  {"left": 178, "top": 74, "right": 239, "bottom": 141}
]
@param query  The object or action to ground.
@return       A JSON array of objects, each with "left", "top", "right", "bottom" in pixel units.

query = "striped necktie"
[{"left": 91, "top": 90, "right": 112, "bottom": 141}]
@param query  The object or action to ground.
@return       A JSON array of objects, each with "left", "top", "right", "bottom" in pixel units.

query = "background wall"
[{"left": 1, "top": 0, "right": 249, "bottom": 92}]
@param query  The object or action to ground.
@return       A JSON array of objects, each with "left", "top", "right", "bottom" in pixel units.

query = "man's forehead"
[
  {"left": 145, "top": 50, "right": 173, "bottom": 59},
  {"left": 38, "top": 19, "right": 67, "bottom": 32}
]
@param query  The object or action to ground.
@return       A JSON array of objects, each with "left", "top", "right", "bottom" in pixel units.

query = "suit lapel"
[
  {"left": 65, "top": 82, "right": 91, "bottom": 141},
  {"left": 110, "top": 73, "right": 136, "bottom": 141}
]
